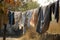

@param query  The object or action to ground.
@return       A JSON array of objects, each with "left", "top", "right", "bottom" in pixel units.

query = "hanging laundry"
[
  {"left": 49, "top": 2, "right": 55, "bottom": 21},
  {"left": 18, "top": 12, "right": 26, "bottom": 29},
  {"left": 7, "top": 11, "right": 22, "bottom": 33},
  {"left": 50, "top": 0, "right": 59, "bottom": 23},
  {"left": 14, "top": 11, "right": 22, "bottom": 31},
  {"left": 36, "top": 7, "right": 43, "bottom": 34},
  {"left": 36, "top": 6, "right": 51, "bottom": 34},
  {"left": 30, "top": 8, "right": 39, "bottom": 27},
  {"left": 55, "top": 0, "right": 59, "bottom": 22},
  {"left": 36, "top": 0, "right": 59, "bottom": 34},
  {"left": 20, "top": 12, "right": 26, "bottom": 34},
  {"left": 26, "top": 10, "right": 33, "bottom": 28},
  {"left": 8, "top": 11, "right": 15, "bottom": 25},
  {"left": 14, "top": 11, "right": 22, "bottom": 23}
]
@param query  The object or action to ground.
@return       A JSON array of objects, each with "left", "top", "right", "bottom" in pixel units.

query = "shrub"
[
  {"left": 19, "top": 2, "right": 39, "bottom": 11},
  {"left": 10, "top": 2, "right": 39, "bottom": 11}
]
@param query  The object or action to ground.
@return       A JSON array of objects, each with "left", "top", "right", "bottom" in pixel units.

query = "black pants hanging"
[
  {"left": 55, "top": 0, "right": 59, "bottom": 22},
  {"left": 50, "top": 1, "right": 59, "bottom": 22},
  {"left": 36, "top": 6, "right": 51, "bottom": 34}
]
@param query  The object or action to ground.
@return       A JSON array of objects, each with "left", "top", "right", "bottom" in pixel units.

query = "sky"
[{"left": 37, "top": 0, "right": 58, "bottom": 7}]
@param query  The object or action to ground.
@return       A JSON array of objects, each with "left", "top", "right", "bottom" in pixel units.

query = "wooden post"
[
  {"left": 3, "top": 1, "right": 7, "bottom": 40},
  {"left": 3, "top": 24, "right": 6, "bottom": 40}
]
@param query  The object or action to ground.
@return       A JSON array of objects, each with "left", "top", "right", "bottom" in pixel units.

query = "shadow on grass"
[
  {"left": 0, "top": 29, "right": 23, "bottom": 38},
  {"left": 41, "top": 33, "right": 60, "bottom": 40}
]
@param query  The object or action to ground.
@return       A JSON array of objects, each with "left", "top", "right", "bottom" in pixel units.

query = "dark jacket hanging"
[
  {"left": 50, "top": 1, "right": 59, "bottom": 23},
  {"left": 8, "top": 11, "right": 15, "bottom": 25},
  {"left": 36, "top": 7, "right": 43, "bottom": 34},
  {"left": 55, "top": 0, "right": 59, "bottom": 22},
  {"left": 36, "top": 6, "right": 51, "bottom": 34}
]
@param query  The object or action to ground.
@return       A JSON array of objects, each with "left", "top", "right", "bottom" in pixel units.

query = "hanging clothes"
[
  {"left": 26, "top": 10, "right": 33, "bottom": 27},
  {"left": 19, "top": 12, "right": 26, "bottom": 29},
  {"left": 8, "top": 11, "right": 15, "bottom": 25},
  {"left": 36, "top": 6, "right": 51, "bottom": 34},
  {"left": 20, "top": 12, "right": 26, "bottom": 34},
  {"left": 36, "top": 7, "right": 43, "bottom": 34},
  {"left": 14, "top": 11, "right": 22, "bottom": 23},
  {"left": 55, "top": 0, "right": 59, "bottom": 22},
  {"left": 50, "top": 0, "right": 59, "bottom": 23},
  {"left": 36, "top": 0, "right": 59, "bottom": 34},
  {"left": 30, "top": 9, "right": 39, "bottom": 27},
  {"left": 49, "top": 2, "right": 55, "bottom": 21},
  {"left": 13, "top": 11, "right": 22, "bottom": 31}
]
